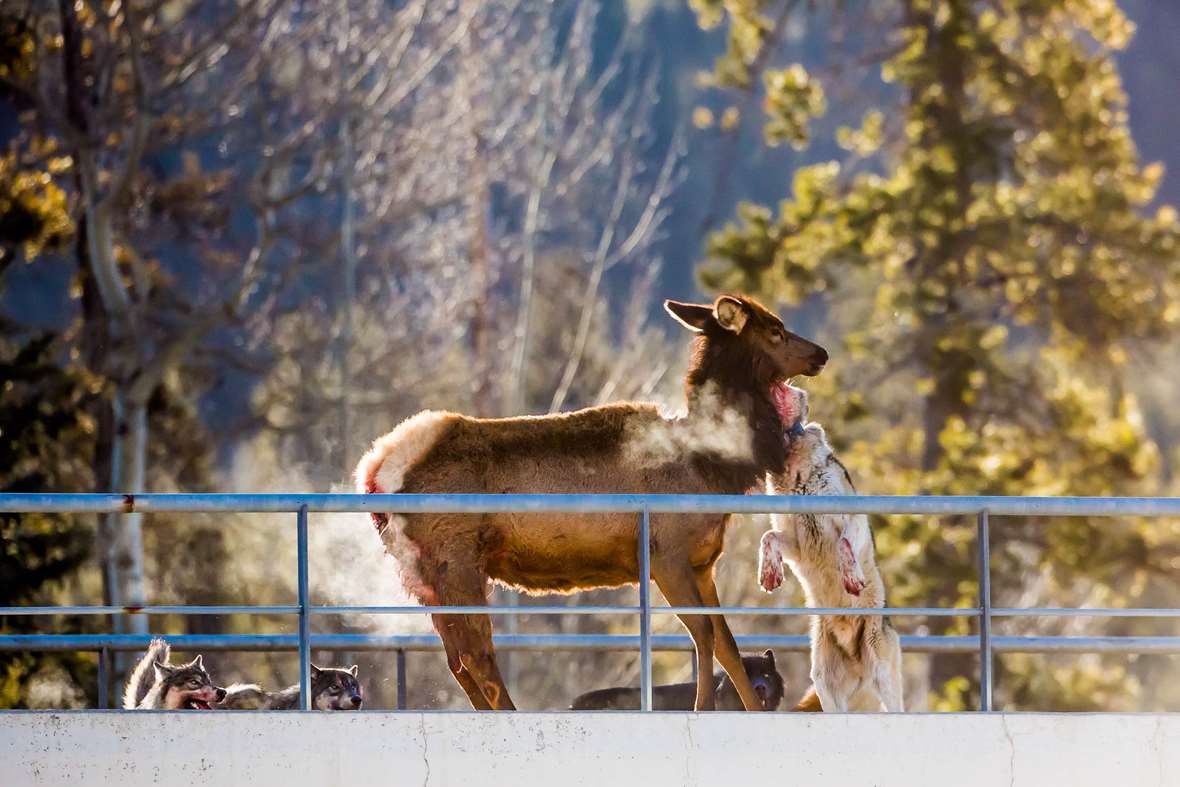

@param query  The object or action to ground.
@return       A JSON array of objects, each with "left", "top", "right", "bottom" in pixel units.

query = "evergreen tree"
[{"left": 693, "top": 0, "right": 1180, "bottom": 710}]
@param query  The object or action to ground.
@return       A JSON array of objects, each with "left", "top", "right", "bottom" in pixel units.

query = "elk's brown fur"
[{"left": 355, "top": 294, "right": 827, "bottom": 711}]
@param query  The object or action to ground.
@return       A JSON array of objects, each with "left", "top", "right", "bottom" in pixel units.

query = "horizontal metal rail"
[
  {"left": 4, "top": 492, "right": 1180, "bottom": 516},
  {"left": 4, "top": 492, "right": 1180, "bottom": 713},
  {"left": 9, "top": 605, "right": 1180, "bottom": 618},
  {"left": 0, "top": 604, "right": 977, "bottom": 617},
  {"left": 5, "top": 632, "right": 1180, "bottom": 655}
]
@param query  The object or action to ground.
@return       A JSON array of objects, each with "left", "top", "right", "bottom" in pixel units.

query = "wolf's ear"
[
  {"left": 310, "top": 664, "right": 322, "bottom": 675},
  {"left": 763, "top": 649, "right": 775, "bottom": 667},
  {"left": 713, "top": 295, "right": 748, "bottom": 334},
  {"left": 348, "top": 665, "right": 359, "bottom": 677},
  {"left": 154, "top": 660, "right": 174, "bottom": 679},
  {"left": 191, "top": 654, "right": 204, "bottom": 671},
  {"left": 664, "top": 300, "right": 713, "bottom": 333}
]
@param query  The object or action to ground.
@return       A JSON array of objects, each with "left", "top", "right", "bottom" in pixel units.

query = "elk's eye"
[{"left": 770, "top": 328, "right": 784, "bottom": 343}]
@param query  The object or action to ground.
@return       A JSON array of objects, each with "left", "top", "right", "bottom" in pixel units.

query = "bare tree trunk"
[
  {"left": 337, "top": 115, "right": 357, "bottom": 471},
  {"left": 504, "top": 150, "right": 555, "bottom": 415},
  {"left": 461, "top": 7, "right": 495, "bottom": 418},
  {"left": 112, "top": 394, "right": 149, "bottom": 630}
]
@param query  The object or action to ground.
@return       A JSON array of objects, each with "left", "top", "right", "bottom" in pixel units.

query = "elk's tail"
[
  {"left": 793, "top": 685, "right": 823, "bottom": 712},
  {"left": 355, "top": 437, "right": 393, "bottom": 534},
  {"left": 123, "top": 637, "right": 169, "bottom": 709},
  {"left": 354, "top": 411, "right": 451, "bottom": 534}
]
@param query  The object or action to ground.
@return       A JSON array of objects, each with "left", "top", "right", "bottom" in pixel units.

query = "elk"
[{"left": 355, "top": 294, "right": 827, "bottom": 710}]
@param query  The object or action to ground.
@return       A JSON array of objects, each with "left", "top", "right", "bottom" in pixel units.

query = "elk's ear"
[
  {"left": 664, "top": 300, "right": 713, "bottom": 333},
  {"left": 763, "top": 649, "right": 775, "bottom": 668},
  {"left": 713, "top": 295, "right": 748, "bottom": 334},
  {"left": 348, "top": 665, "right": 359, "bottom": 677}
]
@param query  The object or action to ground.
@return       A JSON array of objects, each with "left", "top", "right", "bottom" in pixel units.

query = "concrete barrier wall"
[{"left": 3, "top": 711, "right": 1178, "bottom": 786}]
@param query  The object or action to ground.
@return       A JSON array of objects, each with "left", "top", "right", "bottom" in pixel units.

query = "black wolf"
[{"left": 570, "top": 650, "right": 785, "bottom": 711}]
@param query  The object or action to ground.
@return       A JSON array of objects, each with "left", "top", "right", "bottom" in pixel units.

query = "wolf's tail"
[
  {"left": 793, "top": 685, "right": 823, "bottom": 712},
  {"left": 123, "top": 637, "right": 169, "bottom": 709}
]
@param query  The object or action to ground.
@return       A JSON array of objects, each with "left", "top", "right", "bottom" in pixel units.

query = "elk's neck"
[{"left": 682, "top": 341, "right": 787, "bottom": 489}]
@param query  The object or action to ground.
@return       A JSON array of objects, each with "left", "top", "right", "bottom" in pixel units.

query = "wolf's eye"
[
  {"left": 187, "top": 678, "right": 201, "bottom": 688},
  {"left": 328, "top": 685, "right": 341, "bottom": 694}
]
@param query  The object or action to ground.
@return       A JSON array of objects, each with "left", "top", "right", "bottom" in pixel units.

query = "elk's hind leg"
[
  {"left": 423, "top": 531, "right": 516, "bottom": 710},
  {"left": 435, "top": 612, "right": 494, "bottom": 711}
]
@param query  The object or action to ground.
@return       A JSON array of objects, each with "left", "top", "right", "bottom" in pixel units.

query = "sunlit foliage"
[{"left": 693, "top": 0, "right": 1180, "bottom": 710}]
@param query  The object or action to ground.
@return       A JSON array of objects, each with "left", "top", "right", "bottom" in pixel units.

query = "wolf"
[
  {"left": 570, "top": 650, "right": 785, "bottom": 711},
  {"left": 123, "top": 638, "right": 225, "bottom": 710},
  {"left": 216, "top": 664, "right": 363, "bottom": 710},
  {"left": 758, "top": 385, "right": 904, "bottom": 712}
]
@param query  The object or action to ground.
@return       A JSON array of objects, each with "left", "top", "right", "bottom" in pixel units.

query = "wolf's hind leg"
[
  {"left": 811, "top": 638, "right": 853, "bottom": 712},
  {"left": 870, "top": 623, "right": 904, "bottom": 712}
]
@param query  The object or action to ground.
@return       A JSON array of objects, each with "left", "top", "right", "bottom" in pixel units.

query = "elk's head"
[{"left": 666, "top": 293, "right": 827, "bottom": 379}]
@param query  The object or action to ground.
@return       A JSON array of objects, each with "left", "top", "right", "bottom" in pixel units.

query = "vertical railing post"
[
  {"left": 296, "top": 504, "right": 311, "bottom": 710},
  {"left": 638, "top": 507, "right": 652, "bottom": 711},
  {"left": 396, "top": 648, "right": 407, "bottom": 710},
  {"left": 977, "top": 509, "right": 993, "bottom": 711},
  {"left": 97, "top": 647, "right": 110, "bottom": 709},
  {"left": 690, "top": 650, "right": 698, "bottom": 687}
]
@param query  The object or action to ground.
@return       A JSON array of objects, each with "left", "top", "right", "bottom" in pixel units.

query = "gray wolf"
[
  {"left": 570, "top": 650, "right": 785, "bottom": 711},
  {"left": 758, "top": 385, "right": 903, "bottom": 712},
  {"left": 216, "top": 664, "right": 363, "bottom": 710},
  {"left": 355, "top": 294, "right": 827, "bottom": 710},
  {"left": 123, "top": 638, "right": 225, "bottom": 709}
]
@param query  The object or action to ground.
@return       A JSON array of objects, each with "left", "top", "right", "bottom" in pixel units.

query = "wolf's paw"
[
  {"left": 759, "top": 559, "right": 784, "bottom": 592},
  {"left": 837, "top": 537, "right": 866, "bottom": 596},
  {"left": 758, "top": 531, "right": 785, "bottom": 592}
]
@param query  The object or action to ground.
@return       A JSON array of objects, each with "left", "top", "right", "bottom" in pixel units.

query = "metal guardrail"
[{"left": 2, "top": 493, "right": 1179, "bottom": 712}]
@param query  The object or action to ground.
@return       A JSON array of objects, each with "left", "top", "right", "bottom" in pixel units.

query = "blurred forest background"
[{"left": 3, "top": 0, "right": 1180, "bottom": 712}]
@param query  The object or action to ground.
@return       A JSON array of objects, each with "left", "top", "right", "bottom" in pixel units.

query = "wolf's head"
[
  {"left": 311, "top": 664, "right": 364, "bottom": 710},
  {"left": 744, "top": 649, "right": 785, "bottom": 711},
  {"left": 715, "top": 649, "right": 785, "bottom": 711},
  {"left": 154, "top": 654, "right": 225, "bottom": 710},
  {"left": 771, "top": 383, "right": 809, "bottom": 435}
]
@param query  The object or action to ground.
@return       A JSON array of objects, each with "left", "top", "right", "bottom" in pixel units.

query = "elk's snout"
[{"left": 806, "top": 346, "right": 829, "bottom": 375}]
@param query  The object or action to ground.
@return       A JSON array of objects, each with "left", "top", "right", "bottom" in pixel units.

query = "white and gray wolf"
[
  {"left": 215, "top": 664, "right": 364, "bottom": 710},
  {"left": 570, "top": 650, "right": 785, "bottom": 711},
  {"left": 123, "top": 638, "right": 226, "bottom": 709},
  {"left": 758, "top": 385, "right": 903, "bottom": 712},
  {"left": 355, "top": 294, "right": 828, "bottom": 711}
]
